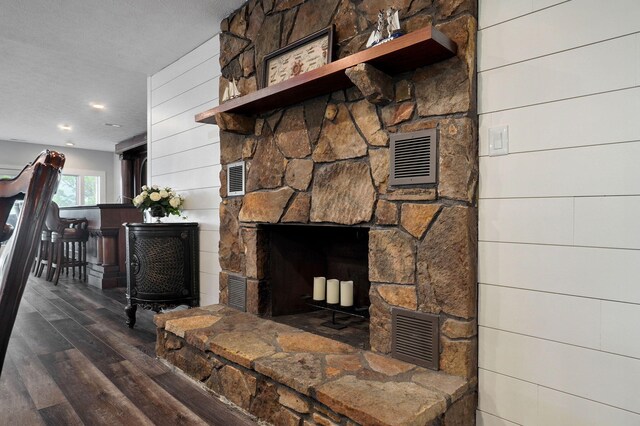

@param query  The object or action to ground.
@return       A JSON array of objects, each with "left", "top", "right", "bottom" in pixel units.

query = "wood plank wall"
[
  {"left": 477, "top": 1, "right": 640, "bottom": 424},
  {"left": 147, "top": 36, "right": 222, "bottom": 306}
]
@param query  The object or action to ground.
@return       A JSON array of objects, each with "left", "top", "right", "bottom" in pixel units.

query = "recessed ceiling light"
[
  {"left": 90, "top": 103, "right": 105, "bottom": 110},
  {"left": 104, "top": 123, "right": 122, "bottom": 128},
  {"left": 58, "top": 124, "right": 72, "bottom": 131},
  {"left": 65, "top": 142, "right": 75, "bottom": 147}
]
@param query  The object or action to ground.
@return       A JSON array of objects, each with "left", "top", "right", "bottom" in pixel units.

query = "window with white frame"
[
  {"left": 1, "top": 165, "right": 106, "bottom": 207},
  {"left": 52, "top": 169, "right": 106, "bottom": 207}
]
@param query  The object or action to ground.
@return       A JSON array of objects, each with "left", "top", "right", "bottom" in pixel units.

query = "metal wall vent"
[
  {"left": 227, "top": 161, "right": 245, "bottom": 196},
  {"left": 227, "top": 274, "right": 247, "bottom": 312},
  {"left": 389, "top": 128, "right": 437, "bottom": 186},
  {"left": 391, "top": 308, "right": 439, "bottom": 370}
]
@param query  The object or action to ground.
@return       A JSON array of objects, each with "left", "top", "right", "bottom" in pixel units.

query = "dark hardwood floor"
[{"left": 0, "top": 273, "right": 257, "bottom": 426}]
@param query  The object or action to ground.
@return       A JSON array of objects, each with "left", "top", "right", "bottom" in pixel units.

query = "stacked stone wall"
[{"left": 218, "top": 0, "right": 478, "bottom": 379}]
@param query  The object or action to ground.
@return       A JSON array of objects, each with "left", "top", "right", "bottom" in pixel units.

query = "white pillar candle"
[
  {"left": 313, "top": 277, "right": 326, "bottom": 301},
  {"left": 340, "top": 281, "right": 354, "bottom": 307},
  {"left": 326, "top": 279, "right": 340, "bottom": 304}
]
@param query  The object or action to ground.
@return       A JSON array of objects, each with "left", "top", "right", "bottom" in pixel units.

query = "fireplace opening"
[{"left": 262, "top": 224, "right": 370, "bottom": 349}]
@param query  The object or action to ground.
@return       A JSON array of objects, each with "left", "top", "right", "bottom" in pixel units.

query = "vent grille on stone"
[
  {"left": 228, "top": 274, "right": 247, "bottom": 312},
  {"left": 390, "top": 129, "right": 437, "bottom": 186},
  {"left": 391, "top": 308, "right": 439, "bottom": 370},
  {"left": 227, "top": 161, "right": 245, "bottom": 196}
]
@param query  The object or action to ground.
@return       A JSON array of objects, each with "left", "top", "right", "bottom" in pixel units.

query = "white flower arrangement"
[{"left": 132, "top": 185, "right": 184, "bottom": 218}]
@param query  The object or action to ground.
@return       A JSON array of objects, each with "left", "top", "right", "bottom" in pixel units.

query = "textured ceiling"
[{"left": 0, "top": 0, "right": 244, "bottom": 152}]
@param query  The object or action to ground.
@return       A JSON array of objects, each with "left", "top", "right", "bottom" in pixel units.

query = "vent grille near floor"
[
  {"left": 392, "top": 308, "right": 439, "bottom": 370},
  {"left": 390, "top": 128, "right": 437, "bottom": 186},
  {"left": 227, "top": 161, "right": 245, "bottom": 196},
  {"left": 228, "top": 275, "right": 247, "bottom": 312}
]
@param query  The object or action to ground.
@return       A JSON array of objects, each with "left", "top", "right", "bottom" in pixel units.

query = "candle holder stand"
[{"left": 302, "top": 295, "right": 369, "bottom": 330}]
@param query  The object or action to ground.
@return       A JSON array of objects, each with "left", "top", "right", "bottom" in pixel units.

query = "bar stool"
[
  {"left": 33, "top": 228, "right": 52, "bottom": 278},
  {"left": 45, "top": 202, "right": 89, "bottom": 286}
]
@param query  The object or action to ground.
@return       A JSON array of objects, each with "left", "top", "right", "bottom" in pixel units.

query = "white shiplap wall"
[
  {"left": 477, "top": 1, "right": 640, "bottom": 425},
  {"left": 148, "top": 36, "right": 222, "bottom": 306}
]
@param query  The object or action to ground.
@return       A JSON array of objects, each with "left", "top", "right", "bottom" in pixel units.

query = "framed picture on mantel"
[{"left": 263, "top": 26, "right": 334, "bottom": 88}]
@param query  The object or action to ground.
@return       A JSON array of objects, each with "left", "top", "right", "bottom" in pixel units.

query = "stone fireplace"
[
  {"left": 156, "top": 0, "right": 479, "bottom": 424},
  {"left": 218, "top": 0, "right": 478, "bottom": 380}
]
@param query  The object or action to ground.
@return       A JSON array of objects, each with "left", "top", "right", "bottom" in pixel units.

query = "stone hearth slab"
[
  {"left": 316, "top": 376, "right": 446, "bottom": 426},
  {"left": 155, "top": 305, "right": 474, "bottom": 426}
]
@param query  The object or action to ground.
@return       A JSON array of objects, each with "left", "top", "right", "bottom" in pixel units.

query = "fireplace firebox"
[{"left": 263, "top": 224, "right": 370, "bottom": 317}]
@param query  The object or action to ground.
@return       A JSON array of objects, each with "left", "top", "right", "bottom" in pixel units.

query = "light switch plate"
[{"left": 489, "top": 125, "right": 509, "bottom": 156}]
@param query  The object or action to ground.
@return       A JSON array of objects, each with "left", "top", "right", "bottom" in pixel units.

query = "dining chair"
[{"left": 0, "top": 150, "right": 65, "bottom": 375}]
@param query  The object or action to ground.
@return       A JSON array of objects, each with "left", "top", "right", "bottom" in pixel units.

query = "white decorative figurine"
[
  {"left": 366, "top": 11, "right": 385, "bottom": 48},
  {"left": 221, "top": 78, "right": 241, "bottom": 102},
  {"left": 366, "top": 8, "right": 403, "bottom": 48},
  {"left": 386, "top": 8, "right": 402, "bottom": 40}
]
